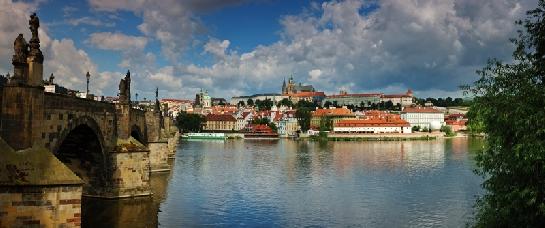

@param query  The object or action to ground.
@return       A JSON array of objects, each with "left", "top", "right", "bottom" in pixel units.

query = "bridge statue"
[
  {"left": 28, "top": 12, "right": 43, "bottom": 63},
  {"left": 13, "top": 34, "right": 28, "bottom": 63},
  {"left": 118, "top": 70, "right": 131, "bottom": 103},
  {"left": 29, "top": 13, "right": 39, "bottom": 41}
]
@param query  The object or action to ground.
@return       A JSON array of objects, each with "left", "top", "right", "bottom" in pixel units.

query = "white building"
[
  {"left": 235, "top": 111, "right": 253, "bottom": 131},
  {"left": 333, "top": 118, "right": 412, "bottom": 134},
  {"left": 401, "top": 107, "right": 445, "bottom": 130},
  {"left": 230, "top": 93, "right": 289, "bottom": 106}
]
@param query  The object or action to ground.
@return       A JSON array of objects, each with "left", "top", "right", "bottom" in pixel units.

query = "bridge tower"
[{"left": 0, "top": 13, "right": 45, "bottom": 150}]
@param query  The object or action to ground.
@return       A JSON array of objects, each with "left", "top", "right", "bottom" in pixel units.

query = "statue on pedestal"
[
  {"left": 28, "top": 13, "right": 43, "bottom": 63},
  {"left": 118, "top": 70, "right": 131, "bottom": 103}
]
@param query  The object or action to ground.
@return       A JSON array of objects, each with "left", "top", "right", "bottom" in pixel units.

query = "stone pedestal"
[
  {"left": 148, "top": 141, "right": 170, "bottom": 172},
  {"left": 0, "top": 85, "right": 45, "bottom": 150},
  {"left": 27, "top": 59, "right": 43, "bottom": 86}
]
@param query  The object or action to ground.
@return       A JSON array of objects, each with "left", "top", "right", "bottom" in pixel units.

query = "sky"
[{"left": 0, "top": 0, "right": 538, "bottom": 100}]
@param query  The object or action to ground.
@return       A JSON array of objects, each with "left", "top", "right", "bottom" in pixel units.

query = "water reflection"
[
  {"left": 82, "top": 138, "right": 483, "bottom": 227},
  {"left": 82, "top": 164, "right": 173, "bottom": 227}
]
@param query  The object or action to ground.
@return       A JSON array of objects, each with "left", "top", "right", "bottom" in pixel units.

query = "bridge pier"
[
  {"left": 0, "top": 140, "right": 84, "bottom": 227},
  {"left": 148, "top": 141, "right": 170, "bottom": 172},
  {"left": 100, "top": 140, "right": 152, "bottom": 198}
]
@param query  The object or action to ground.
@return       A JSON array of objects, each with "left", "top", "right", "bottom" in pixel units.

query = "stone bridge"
[{"left": 0, "top": 14, "right": 179, "bottom": 227}]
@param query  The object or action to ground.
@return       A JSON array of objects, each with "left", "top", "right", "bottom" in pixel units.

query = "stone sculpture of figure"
[
  {"left": 29, "top": 13, "right": 39, "bottom": 42},
  {"left": 118, "top": 70, "right": 131, "bottom": 103},
  {"left": 119, "top": 78, "right": 127, "bottom": 96},
  {"left": 48, "top": 73, "right": 54, "bottom": 84},
  {"left": 27, "top": 13, "right": 43, "bottom": 63},
  {"left": 12, "top": 34, "right": 28, "bottom": 63}
]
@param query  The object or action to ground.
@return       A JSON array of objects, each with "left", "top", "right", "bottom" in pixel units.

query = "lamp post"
[{"left": 85, "top": 71, "right": 90, "bottom": 98}]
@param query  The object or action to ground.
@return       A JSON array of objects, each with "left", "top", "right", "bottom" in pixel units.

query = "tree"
[
  {"left": 296, "top": 100, "right": 317, "bottom": 110},
  {"left": 257, "top": 98, "right": 273, "bottom": 111},
  {"left": 319, "top": 116, "right": 333, "bottom": 132},
  {"left": 238, "top": 101, "right": 245, "bottom": 107},
  {"left": 411, "top": 125, "right": 420, "bottom": 132},
  {"left": 247, "top": 98, "right": 254, "bottom": 106},
  {"left": 175, "top": 111, "right": 204, "bottom": 133},
  {"left": 465, "top": 2, "right": 545, "bottom": 226},
  {"left": 324, "top": 101, "right": 333, "bottom": 108},
  {"left": 384, "top": 101, "right": 394, "bottom": 110},
  {"left": 295, "top": 107, "right": 312, "bottom": 132},
  {"left": 440, "top": 125, "right": 455, "bottom": 137},
  {"left": 278, "top": 98, "right": 294, "bottom": 107}
]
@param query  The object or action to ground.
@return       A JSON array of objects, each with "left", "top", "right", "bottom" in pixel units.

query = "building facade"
[
  {"left": 322, "top": 93, "right": 382, "bottom": 107},
  {"left": 323, "top": 89, "right": 414, "bottom": 107},
  {"left": 310, "top": 107, "right": 356, "bottom": 129},
  {"left": 401, "top": 107, "right": 445, "bottom": 129},
  {"left": 203, "top": 114, "right": 236, "bottom": 132},
  {"left": 230, "top": 93, "right": 288, "bottom": 106},
  {"left": 333, "top": 118, "right": 412, "bottom": 134}
]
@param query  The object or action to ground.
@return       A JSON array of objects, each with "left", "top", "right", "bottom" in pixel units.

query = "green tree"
[
  {"left": 296, "top": 100, "right": 317, "bottom": 109},
  {"left": 319, "top": 116, "right": 333, "bottom": 131},
  {"left": 237, "top": 100, "right": 245, "bottom": 107},
  {"left": 465, "top": 2, "right": 545, "bottom": 226},
  {"left": 295, "top": 107, "right": 312, "bottom": 132},
  {"left": 175, "top": 111, "right": 204, "bottom": 133},
  {"left": 440, "top": 125, "right": 455, "bottom": 137},
  {"left": 247, "top": 98, "right": 254, "bottom": 106},
  {"left": 278, "top": 98, "right": 294, "bottom": 107}
]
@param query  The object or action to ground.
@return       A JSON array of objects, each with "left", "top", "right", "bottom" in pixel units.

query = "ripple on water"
[{"left": 142, "top": 139, "right": 485, "bottom": 227}]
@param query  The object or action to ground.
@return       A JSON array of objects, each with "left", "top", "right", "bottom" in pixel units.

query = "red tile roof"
[
  {"left": 402, "top": 107, "right": 443, "bottom": 113},
  {"left": 327, "top": 93, "right": 383, "bottom": 98},
  {"left": 291, "top": 91, "right": 326, "bottom": 97},
  {"left": 335, "top": 118, "right": 410, "bottom": 127},
  {"left": 313, "top": 108, "right": 354, "bottom": 117},
  {"left": 206, "top": 114, "right": 236, "bottom": 122}
]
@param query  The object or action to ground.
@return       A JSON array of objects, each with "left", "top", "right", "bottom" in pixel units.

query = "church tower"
[{"left": 281, "top": 77, "right": 287, "bottom": 94}]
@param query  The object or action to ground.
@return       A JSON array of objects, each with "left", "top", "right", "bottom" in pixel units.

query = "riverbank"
[{"left": 316, "top": 132, "right": 443, "bottom": 141}]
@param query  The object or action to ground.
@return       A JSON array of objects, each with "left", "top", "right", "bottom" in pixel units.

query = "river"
[{"left": 83, "top": 137, "right": 484, "bottom": 227}]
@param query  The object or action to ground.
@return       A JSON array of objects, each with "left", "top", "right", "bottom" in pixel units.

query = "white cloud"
[
  {"left": 66, "top": 17, "right": 115, "bottom": 27},
  {"left": 308, "top": 69, "right": 322, "bottom": 81},
  {"left": 88, "top": 32, "right": 147, "bottom": 51},
  {"left": 204, "top": 39, "right": 230, "bottom": 60},
  {"left": 0, "top": 0, "right": 121, "bottom": 96},
  {"left": 166, "top": 0, "right": 536, "bottom": 99}
]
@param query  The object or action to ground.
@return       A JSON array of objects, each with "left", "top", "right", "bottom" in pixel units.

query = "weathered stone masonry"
[{"left": 0, "top": 13, "right": 180, "bottom": 227}]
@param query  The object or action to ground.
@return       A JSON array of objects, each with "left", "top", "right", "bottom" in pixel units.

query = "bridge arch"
[
  {"left": 131, "top": 124, "right": 145, "bottom": 144},
  {"left": 53, "top": 116, "right": 107, "bottom": 195}
]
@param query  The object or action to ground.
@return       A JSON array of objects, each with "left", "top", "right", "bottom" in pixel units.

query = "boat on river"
[{"left": 181, "top": 132, "right": 226, "bottom": 140}]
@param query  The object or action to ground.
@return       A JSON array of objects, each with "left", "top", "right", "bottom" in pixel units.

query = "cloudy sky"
[{"left": 0, "top": 0, "right": 537, "bottom": 100}]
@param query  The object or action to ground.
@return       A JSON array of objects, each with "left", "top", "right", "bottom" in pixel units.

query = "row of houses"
[
  {"left": 202, "top": 108, "right": 301, "bottom": 136},
  {"left": 199, "top": 104, "right": 462, "bottom": 136}
]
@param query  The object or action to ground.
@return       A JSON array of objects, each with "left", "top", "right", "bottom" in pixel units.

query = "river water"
[{"left": 83, "top": 137, "right": 484, "bottom": 227}]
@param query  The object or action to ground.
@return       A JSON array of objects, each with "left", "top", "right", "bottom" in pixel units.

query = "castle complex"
[{"left": 281, "top": 76, "right": 315, "bottom": 95}]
